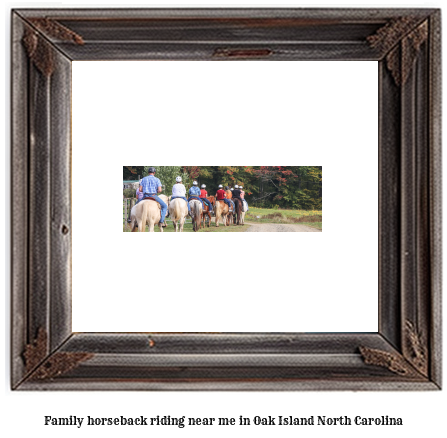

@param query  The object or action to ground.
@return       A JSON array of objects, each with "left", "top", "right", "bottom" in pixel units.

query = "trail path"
[
  {"left": 208, "top": 217, "right": 321, "bottom": 232},
  {"left": 243, "top": 222, "right": 321, "bottom": 232}
]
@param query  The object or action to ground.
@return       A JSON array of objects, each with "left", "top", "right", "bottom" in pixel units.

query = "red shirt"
[
  {"left": 216, "top": 189, "right": 226, "bottom": 200},
  {"left": 200, "top": 189, "right": 208, "bottom": 198}
]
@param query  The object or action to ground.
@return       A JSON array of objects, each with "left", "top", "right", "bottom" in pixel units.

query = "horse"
[
  {"left": 240, "top": 199, "right": 248, "bottom": 225},
  {"left": 214, "top": 199, "right": 231, "bottom": 227},
  {"left": 225, "top": 190, "right": 235, "bottom": 225},
  {"left": 129, "top": 194, "right": 169, "bottom": 232},
  {"left": 189, "top": 199, "right": 203, "bottom": 232},
  {"left": 201, "top": 196, "right": 215, "bottom": 228},
  {"left": 169, "top": 197, "right": 189, "bottom": 232},
  {"left": 232, "top": 197, "right": 242, "bottom": 225}
]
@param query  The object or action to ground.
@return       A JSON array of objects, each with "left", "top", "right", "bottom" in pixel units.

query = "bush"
[
  {"left": 289, "top": 215, "right": 322, "bottom": 223},
  {"left": 264, "top": 213, "right": 283, "bottom": 219},
  {"left": 123, "top": 188, "right": 136, "bottom": 199}
]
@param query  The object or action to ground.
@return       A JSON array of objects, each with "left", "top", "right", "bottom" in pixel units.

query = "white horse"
[
  {"left": 130, "top": 194, "right": 169, "bottom": 232},
  {"left": 169, "top": 198, "right": 189, "bottom": 232},
  {"left": 240, "top": 200, "right": 248, "bottom": 225},
  {"left": 189, "top": 199, "right": 203, "bottom": 232}
]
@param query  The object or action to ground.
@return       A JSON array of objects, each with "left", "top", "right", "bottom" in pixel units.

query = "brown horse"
[
  {"left": 201, "top": 196, "right": 215, "bottom": 228},
  {"left": 232, "top": 197, "right": 242, "bottom": 225}
]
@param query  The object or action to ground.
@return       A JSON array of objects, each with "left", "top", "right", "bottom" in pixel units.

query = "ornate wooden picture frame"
[{"left": 11, "top": 8, "right": 441, "bottom": 390}]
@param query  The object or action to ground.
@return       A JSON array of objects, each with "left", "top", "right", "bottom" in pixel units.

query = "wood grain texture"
[
  {"left": 49, "top": 50, "right": 72, "bottom": 350},
  {"left": 378, "top": 60, "right": 401, "bottom": 350},
  {"left": 428, "top": 10, "right": 442, "bottom": 388},
  {"left": 11, "top": 8, "right": 441, "bottom": 391},
  {"left": 28, "top": 57, "right": 51, "bottom": 345},
  {"left": 11, "top": 13, "right": 29, "bottom": 389}
]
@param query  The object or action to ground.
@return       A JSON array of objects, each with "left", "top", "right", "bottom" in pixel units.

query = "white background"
[
  {"left": 72, "top": 60, "right": 378, "bottom": 332},
  {"left": 2, "top": 1, "right": 445, "bottom": 438}
]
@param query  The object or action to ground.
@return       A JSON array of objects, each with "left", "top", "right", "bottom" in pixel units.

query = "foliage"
[
  {"left": 123, "top": 188, "right": 136, "bottom": 198},
  {"left": 123, "top": 166, "right": 145, "bottom": 180},
  {"left": 143, "top": 166, "right": 192, "bottom": 195},
  {"left": 182, "top": 166, "right": 201, "bottom": 180},
  {"left": 124, "top": 166, "right": 322, "bottom": 210}
]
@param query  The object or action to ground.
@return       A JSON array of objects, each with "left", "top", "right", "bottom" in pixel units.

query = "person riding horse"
[
  {"left": 200, "top": 184, "right": 214, "bottom": 214},
  {"left": 216, "top": 185, "right": 234, "bottom": 212},
  {"left": 135, "top": 179, "right": 144, "bottom": 202},
  {"left": 137, "top": 167, "right": 167, "bottom": 227},
  {"left": 188, "top": 181, "right": 206, "bottom": 209},
  {"left": 232, "top": 184, "right": 244, "bottom": 207},
  {"left": 171, "top": 176, "right": 191, "bottom": 215},
  {"left": 224, "top": 186, "right": 236, "bottom": 212}
]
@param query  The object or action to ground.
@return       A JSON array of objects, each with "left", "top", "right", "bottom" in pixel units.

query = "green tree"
[
  {"left": 250, "top": 166, "right": 322, "bottom": 209},
  {"left": 143, "top": 166, "right": 192, "bottom": 195}
]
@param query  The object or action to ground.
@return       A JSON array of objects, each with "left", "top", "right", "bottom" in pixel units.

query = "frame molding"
[{"left": 11, "top": 8, "right": 441, "bottom": 390}]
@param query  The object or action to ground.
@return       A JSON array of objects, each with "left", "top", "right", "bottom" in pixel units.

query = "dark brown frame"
[{"left": 11, "top": 8, "right": 441, "bottom": 390}]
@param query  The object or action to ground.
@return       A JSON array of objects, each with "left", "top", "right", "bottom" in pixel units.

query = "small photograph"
[{"left": 123, "top": 166, "right": 322, "bottom": 232}]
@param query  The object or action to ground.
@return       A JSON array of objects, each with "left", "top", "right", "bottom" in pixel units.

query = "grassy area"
[
  {"left": 245, "top": 207, "right": 322, "bottom": 228},
  {"left": 123, "top": 206, "right": 322, "bottom": 231}
]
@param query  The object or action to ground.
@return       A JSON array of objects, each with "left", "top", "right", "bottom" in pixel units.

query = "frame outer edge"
[
  {"left": 10, "top": 7, "right": 442, "bottom": 391},
  {"left": 428, "top": 10, "right": 442, "bottom": 388},
  {"left": 11, "top": 12, "right": 29, "bottom": 388},
  {"left": 12, "top": 7, "right": 438, "bottom": 20}
]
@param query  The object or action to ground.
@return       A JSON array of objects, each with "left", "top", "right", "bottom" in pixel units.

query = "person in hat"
[
  {"left": 200, "top": 184, "right": 214, "bottom": 214},
  {"left": 216, "top": 184, "right": 234, "bottom": 212},
  {"left": 188, "top": 181, "right": 206, "bottom": 209},
  {"left": 232, "top": 184, "right": 244, "bottom": 208},
  {"left": 137, "top": 167, "right": 167, "bottom": 226},
  {"left": 171, "top": 176, "right": 191, "bottom": 215}
]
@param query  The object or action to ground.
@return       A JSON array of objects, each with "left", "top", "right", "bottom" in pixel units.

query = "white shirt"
[{"left": 172, "top": 183, "right": 186, "bottom": 197}]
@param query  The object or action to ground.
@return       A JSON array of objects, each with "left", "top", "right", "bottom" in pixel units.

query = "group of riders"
[{"left": 134, "top": 167, "right": 249, "bottom": 227}]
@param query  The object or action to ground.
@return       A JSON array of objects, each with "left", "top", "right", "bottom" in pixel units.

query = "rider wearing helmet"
[
  {"left": 171, "top": 176, "right": 191, "bottom": 215},
  {"left": 138, "top": 167, "right": 168, "bottom": 227},
  {"left": 232, "top": 184, "right": 244, "bottom": 212},
  {"left": 200, "top": 184, "right": 214, "bottom": 213},
  {"left": 188, "top": 181, "right": 206, "bottom": 209},
  {"left": 225, "top": 186, "right": 236, "bottom": 212},
  {"left": 216, "top": 184, "right": 234, "bottom": 212}
]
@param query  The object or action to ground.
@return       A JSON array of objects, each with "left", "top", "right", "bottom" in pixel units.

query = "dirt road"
[{"left": 243, "top": 222, "right": 321, "bottom": 232}]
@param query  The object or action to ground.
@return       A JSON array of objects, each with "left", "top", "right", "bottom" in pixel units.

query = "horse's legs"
[
  {"left": 131, "top": 218, "right": 138, "bottom": 232},
  {"left": 148, "top": 220, "right": 155, "bottom": 232},
  {"left": 215, "top": 211, "right": 220, "bottom": 227},
  {"left": 138, "top": 220, "right": 145, "bottom": 232}
]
